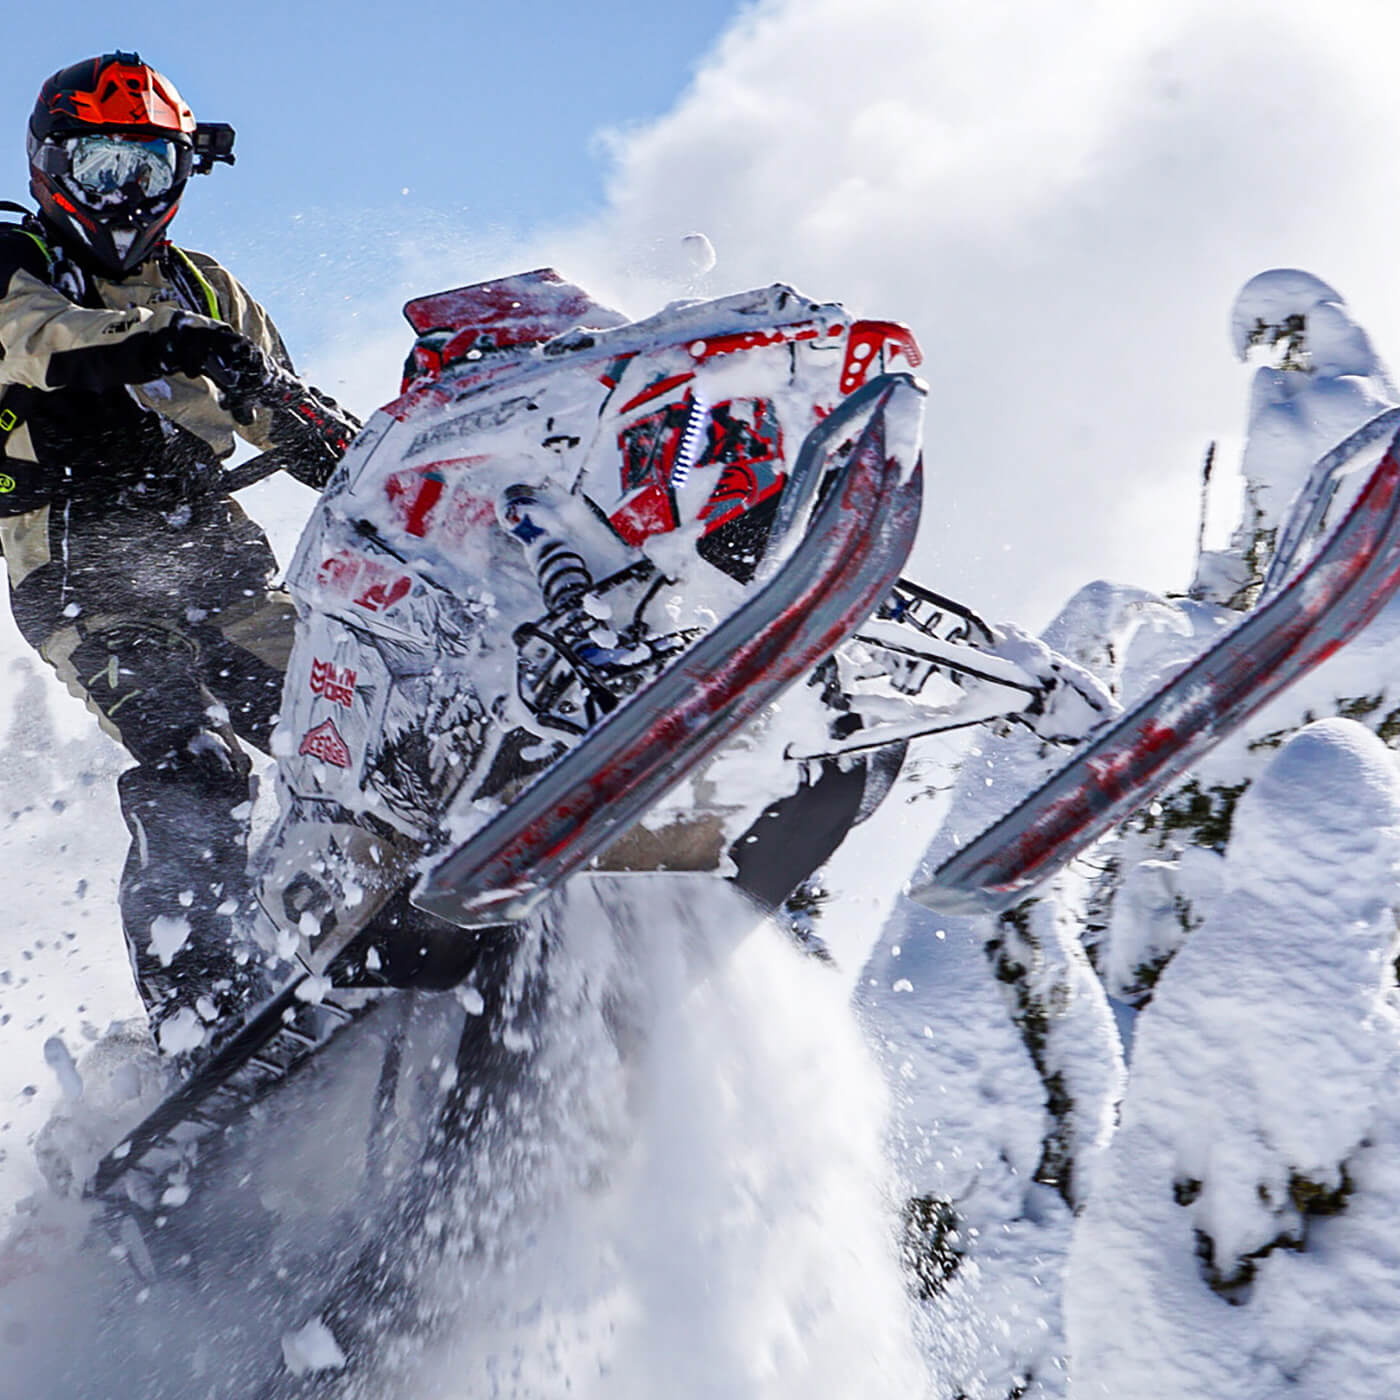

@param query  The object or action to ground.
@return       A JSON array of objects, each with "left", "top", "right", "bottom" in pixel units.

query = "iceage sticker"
[
  {"left": 299, "top": 718, "right": 351, "bottom": 769},
  {"left": 315, "top": 550, "right": 414, "bottom": 614}
]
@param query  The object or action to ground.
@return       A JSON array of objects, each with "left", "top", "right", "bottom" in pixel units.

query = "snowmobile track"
[{"left": 87, "top": 975, "right": 384, "bottom": 1268}]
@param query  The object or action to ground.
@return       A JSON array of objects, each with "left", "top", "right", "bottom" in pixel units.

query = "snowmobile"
[
  {"left": 90, "top": 269, "right": 1118, "bottom": 1180},
  {"left": 47, "top": 267, "right": 1400, "bottom": 1394},
  {"left": 20, "top": 269, "right": 1121, "bottom": 1395}
]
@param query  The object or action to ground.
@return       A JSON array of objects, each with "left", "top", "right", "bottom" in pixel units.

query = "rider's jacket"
[{"left": 0, "top": 216, "right": 295, "bottom": 638}]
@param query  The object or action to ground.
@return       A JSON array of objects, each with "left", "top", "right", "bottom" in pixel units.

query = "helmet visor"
[{"left": 64, "top": 134, "right": 178, "bottom": 204}]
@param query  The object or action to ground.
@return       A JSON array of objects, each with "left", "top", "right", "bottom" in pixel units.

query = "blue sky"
[
  {"left": 1, "top": 2, "right": 749, "bottom": 351},
  {"left": 5, "top": 0, "right": 1400, "bottom": 627}
]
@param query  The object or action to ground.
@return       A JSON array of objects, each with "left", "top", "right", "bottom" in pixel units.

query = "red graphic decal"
[
  {"left": 697, "top": 398, "right": 785, "bottom": 533},
  {"left": 610, "top": 482, "right": 680, "bottom": 547},
  {"left": 317, "top": 551, "right": 362, "bottom": 591},
  {"left": 838, "top": 320, "right": 923, "bottom": 395},
  {"left": 404, "top": 474, "right": 445, "bottom": 537},
  {"left": 610, "top": 395, "right": 788, "bottom": 545},
  {"left": 310, "top": 658, "right": 357, "bottom": 708},
  {"left": 619, "top": 371, "right": 696, "bottom": 416},
  {"left": 384, "top": 467, "right": 446, "bottom": 538},
  {"left": 299, "top": 718, "right": 351, "bottom": 769},
  {"left": 317, "top": 550, "right": 413, "bottom": 614},
  {"left": 685, "top": 322, "right": 834, "bottom": 363},
  {"left": 355, "top": 575, "right": 412, "bottom": 612},
  {"left": 608, "top": 394, "right": 692, "bottom": 544},
  {"left": 599, "top": 353, "right": 636, "bottom": 390}
]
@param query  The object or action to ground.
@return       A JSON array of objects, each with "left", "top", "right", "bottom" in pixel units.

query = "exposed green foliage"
[
  {"left": 1132, "top": 778, "right": 1249, "bottom": 854},
  {"left": 1120, "top": 951, "right": 1174, "bottom": 1007},
  {"left": 1173, "top": 1177, "right": 1203, "bottom": 1206},
  {"left": 1078, "top": 854, "right": 1119, "bottom": 977},
  {"left": 900, "top": 1194, "right": 964, "bottom": 1300},
  {"left": 1289, "top": 1166, "right": 1354, "bottom": 1218},
  {"left": 986, "top": 901, "right": 1078, "bottom": 1205},
  {"left": 1226, "top": 520, "right": 1276, "bottom": 611},
  {"left": 1189, "top": 1166, "right": 1355, "bottom": 1303}
]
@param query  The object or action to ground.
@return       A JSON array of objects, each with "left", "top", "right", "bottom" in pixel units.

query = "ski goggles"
[{"left": 53, "top": 134, "right": 188, "bottom": 203}]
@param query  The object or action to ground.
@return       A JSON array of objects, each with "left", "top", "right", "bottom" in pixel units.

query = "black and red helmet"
[{"left": 27, "top": 52, "right": 233, "bottom": 276}]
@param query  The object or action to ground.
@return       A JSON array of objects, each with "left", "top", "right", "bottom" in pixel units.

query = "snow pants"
[{"left": 6, "top": 491, "right": 296, "bottom": 1047}]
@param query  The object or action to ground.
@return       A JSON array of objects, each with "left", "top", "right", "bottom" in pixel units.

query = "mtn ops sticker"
[
  {"left": 299, "top": 718, "right": 351, "bottom": 768},
  {"left": 310, "top": 658, "right": 357, "bottom": 708}
]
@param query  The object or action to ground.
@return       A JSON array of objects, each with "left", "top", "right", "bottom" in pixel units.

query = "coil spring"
[
  {"left": 501, "top": 483, "right": 595, "bottom": 613},
  {"left": 535, "top": 538, "right": 592, "bottom": 612}
]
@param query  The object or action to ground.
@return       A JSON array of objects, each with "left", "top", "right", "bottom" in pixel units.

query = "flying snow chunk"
[
  {"left": 43, "top": 1035, "right": 83, "bottom": 1100},
  {"left": 148, "top": 913, "right": 191, "bottom": 968},
  {"left": 281, "top": 1317, "right": 347, "bottom": 1376},
  {"left": 294, "top": 974, "right": 333, "bottom": 1005},
  {"left": 680, "top": 232, "right": 717, "bottom": 275},
  {"left": 156, "top": 1006, "right": 207, "bottom": 1057}
]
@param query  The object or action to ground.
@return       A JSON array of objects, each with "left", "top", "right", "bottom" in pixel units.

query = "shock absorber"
[
  {"left": 500, "top": 482, "right": 614, "bottom": 734},
  {"left": 498, "top": 482, "right": 593, "bottom": 612}
]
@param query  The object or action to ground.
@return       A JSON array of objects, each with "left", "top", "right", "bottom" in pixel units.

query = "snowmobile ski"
[
  {"left": 912, "top": 420, "right": 1400, "bottom": 915},
  {"left": 1263, "top": 404, "right": 1400, "bottom": 594},
  {"left": 415, "top": 373, "right": 924, "bottom": 927}
]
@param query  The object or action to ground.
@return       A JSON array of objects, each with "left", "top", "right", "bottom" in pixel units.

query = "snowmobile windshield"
[{"left": 64, "top": 134, "right": 178, "bottom": 204}]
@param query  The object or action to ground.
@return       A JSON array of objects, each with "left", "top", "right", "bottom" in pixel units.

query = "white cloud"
[
  {"left": 530, "top": 0, "right": 1400, "bottom": 626},
  {"left": 299, "top": 0, "right": 1400, "bottom": 631}
]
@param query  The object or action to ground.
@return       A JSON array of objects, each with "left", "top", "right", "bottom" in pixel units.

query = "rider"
[{"left": 0, "top": 53, "right": 355, "bottom": 1055}]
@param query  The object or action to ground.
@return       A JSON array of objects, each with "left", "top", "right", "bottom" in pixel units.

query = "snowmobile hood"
[{"left": 394, "top": 276, "right": 921, "bottom": 425}]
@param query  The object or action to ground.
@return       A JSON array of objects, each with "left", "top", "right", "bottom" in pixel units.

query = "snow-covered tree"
[{"left": 862, "top": 269, "right": 1400, "bottom": 1397}]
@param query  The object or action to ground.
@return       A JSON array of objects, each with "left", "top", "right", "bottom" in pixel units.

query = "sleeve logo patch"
[{"left": 0, "top": 474, "right": 14, "bottom": 494}]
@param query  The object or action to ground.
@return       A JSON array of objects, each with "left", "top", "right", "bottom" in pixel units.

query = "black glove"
[
  {"left": 265, "top": 379, "right": 362, "bottom": 489},
  {"left": 147, "top": 312, "right": 273, "bottom": 401}
]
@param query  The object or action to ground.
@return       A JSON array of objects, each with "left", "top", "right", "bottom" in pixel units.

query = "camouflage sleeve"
[
  {"left": 179, "top": 248, "right": 300, "bottom": 453},
  {"left": 0, "top": 229, "right": 196, "bottom": 394}
]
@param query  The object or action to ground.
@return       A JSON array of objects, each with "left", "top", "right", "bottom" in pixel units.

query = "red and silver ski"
[
  {"left": 912, "top": 421, "right": 1400, "bottom": 915},
  {"left": 416, "top": 375, "right": 924, "bottom": 926}
]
